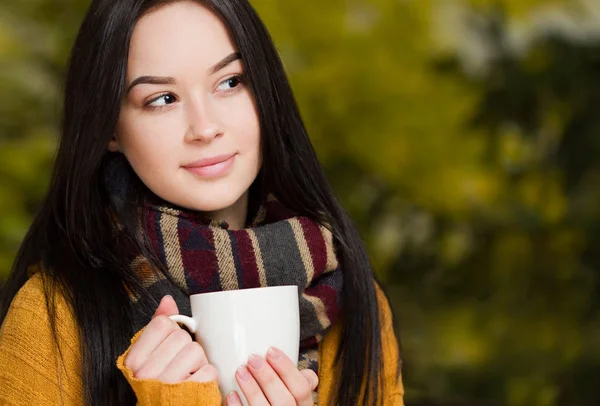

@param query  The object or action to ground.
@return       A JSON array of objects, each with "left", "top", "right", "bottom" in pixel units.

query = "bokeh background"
[{"left": 2, "top": 0, "right": 600, "bottom": 405}]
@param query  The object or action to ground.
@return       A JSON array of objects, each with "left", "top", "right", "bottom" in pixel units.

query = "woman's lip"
[
  {"left": 183, "top": 153, "right": 236, "bottom": 168},
  {"left": 183, "top": 154, "right": 236, "bottom": 178}
]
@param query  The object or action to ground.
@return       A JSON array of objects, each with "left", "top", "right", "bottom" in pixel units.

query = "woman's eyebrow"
[
  {"left": 126, "top": 52, "right": 242, "bottom": 94},
  {"left": 126, "top": 76, "right": 176, "bottom": 94},
  {"left": 208, "top": 51, "right": 242, "bottom": 75}
]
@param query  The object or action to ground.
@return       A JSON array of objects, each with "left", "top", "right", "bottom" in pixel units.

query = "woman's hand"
[
  {"left": 124, "top": 295, "right": 218, "bottom": 383},
  {"left": 226, "top": 348, "right": 318, "bottom": 406}
]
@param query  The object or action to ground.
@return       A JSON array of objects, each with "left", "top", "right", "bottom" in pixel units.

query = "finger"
[
  {"left": 187, "top": 363, "right": 220, "bottom": 383},
  {"left": 300, "top": 369, "right": 319, "bottom": 391},
  {"left": 235, "top": 365, "right": 270, "bottom": 406},
  {"left": 266, "top": 347, "right": 315, "bottom": 404},
  {"left": 124, "top": 315, "right": 180, "bottom": 373},
  {"left": 226, "top": 391, "right": 243, "bottom": 406},
  {"left": 157, "top": 341, "right": 208, "bottom": 383},
  {"left": 135, "top": 328, "right": 192, "bottom": 380},
  {"left": 152, "top": 295, "right": 179, "bottom": 318},
  {"left": 246, "top": 354, "right": 295, "bottom": 405}
]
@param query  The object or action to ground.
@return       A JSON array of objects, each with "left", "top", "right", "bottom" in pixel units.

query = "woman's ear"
[{"left": 107, "top": 133, "right": 120, "bottom": 152}]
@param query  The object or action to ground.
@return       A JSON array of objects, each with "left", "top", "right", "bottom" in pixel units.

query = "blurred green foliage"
[{"left": 1, "top": 0, "right": 599, "bottom": 405}]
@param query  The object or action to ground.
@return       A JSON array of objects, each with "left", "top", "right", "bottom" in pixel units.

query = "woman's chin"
[{"left": 173, "top": 190, "right": 247, "bottom": 214}]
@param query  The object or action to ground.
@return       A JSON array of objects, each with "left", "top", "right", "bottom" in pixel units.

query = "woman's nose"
[{"left": 184, "top": 96, "right": 223, "bottom": 143}]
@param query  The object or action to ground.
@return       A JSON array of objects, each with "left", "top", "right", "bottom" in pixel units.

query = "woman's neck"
[{"left": 201, "top": 191, "right": 249, "bottom": 230}]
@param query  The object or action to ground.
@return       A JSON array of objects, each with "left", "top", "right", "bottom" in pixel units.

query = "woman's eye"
[
  {"left": 147, "top": 93, "right": 176, "bottom": 107},
  {"left": 217, "top": 76, "right": 242, "bottom": 92}
]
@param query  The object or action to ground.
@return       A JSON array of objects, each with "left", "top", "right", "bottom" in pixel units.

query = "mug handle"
[{"left": 169, "top": 315, "right": 197, "bottom": 333}]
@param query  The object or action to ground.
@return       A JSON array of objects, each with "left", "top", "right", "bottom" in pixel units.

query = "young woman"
[{"left": 0, "top": 0, "right": 403, "bottom": 405}]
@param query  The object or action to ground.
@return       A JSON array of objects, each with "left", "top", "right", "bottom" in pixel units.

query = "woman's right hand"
[{"left": 124, "top": 295, "right": 219, "bottom": 384}]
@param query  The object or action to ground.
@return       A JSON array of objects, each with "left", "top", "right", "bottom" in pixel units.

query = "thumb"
[{"left": 152, "top": 295, "right": 179, "bottom": 318}]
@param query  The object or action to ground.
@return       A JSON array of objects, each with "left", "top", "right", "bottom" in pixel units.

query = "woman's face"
[{"left": 112, "top": 1, "right": 261, "bottom": 225}]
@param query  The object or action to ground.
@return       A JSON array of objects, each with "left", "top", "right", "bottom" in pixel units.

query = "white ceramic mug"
[{"left": 169, "top": 285, "right": 300, "bottom": 405}]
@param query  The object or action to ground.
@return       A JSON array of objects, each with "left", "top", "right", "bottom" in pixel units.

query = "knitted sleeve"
[
  {"left": 116, "top": 331, "right": 223, "bottom": 405},
  {"left": 0, "top": 273, "right": 222, "bottom": 406},
  {"left": 0, "top": 274, "right": 84, "bottom": 405}
]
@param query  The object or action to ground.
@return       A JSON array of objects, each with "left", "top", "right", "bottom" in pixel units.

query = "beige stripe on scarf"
[
  {"left": 297, "top": 348, "right": 319, "bottom": 370},
  {"left": 320, "top": 225, "right": 338, "bottom": 271},
  {"left": 130, "top": 256, "right": 164, "bottom": 286},
  {"left": 127, "top": 256, "right": 166, "bottom": 301},
  {"left": 303, "top": 292, "right": 330, "bottom": 330},
  {"left": 159, "top": 210, "right": 188, "bottom": 289},
  {"left": 213, "top": 229, "right": 239, "bottom": 290},
  {"left": 247, "top": 229, "right": 268, "bottom": 287},
  {"left": 289, "top": 218, "right": 315, "bottom": 281},
  {"left": 251, "top": 205, "right": 267, "bottom": 226}
]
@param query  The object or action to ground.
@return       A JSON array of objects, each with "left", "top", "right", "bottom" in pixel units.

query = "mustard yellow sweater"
[{"left": 0, "top": 274, "right": 404, "bottom": 405}]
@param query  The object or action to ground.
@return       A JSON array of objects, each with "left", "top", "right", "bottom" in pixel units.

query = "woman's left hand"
[{"left": 225, "top": 347, "right": 318, "bottom": 406}]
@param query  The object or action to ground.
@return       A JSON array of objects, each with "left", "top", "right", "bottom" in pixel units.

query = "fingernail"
[
  {"left": 267, "top": 347, "right": 282, "bottom": 360},
  {"left": 237, "top": 366, "right": 252, "bottom": 381},
  {"left": 248, "top": 354, "right": 265, "bottom": 369},
  {"left": 227, "top": 392, "right": 240, "bottom": 404}
]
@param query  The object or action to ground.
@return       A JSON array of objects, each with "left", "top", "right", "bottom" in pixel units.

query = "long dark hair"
[{"left": 0, "top": 0, "right": 399, "bottom": 404}]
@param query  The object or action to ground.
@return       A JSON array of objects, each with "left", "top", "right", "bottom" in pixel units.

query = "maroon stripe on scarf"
[
  {"left": 297, "top": 217, "right": 327, "bottom": 279},
  {"left": 300, "top": 336, "right": 319, "bottom": 348},
  {"left": 181, "top": 227, "right": 220, "bottom": 291},
  {"left": 305, "top": 284, "right": 340, "bottom": 324},
  {"left": 233, "top": 231, "right": 261, "bottom": 288},
  {"left": 176, "top": 221, "right": 193, "bottom": 247}
]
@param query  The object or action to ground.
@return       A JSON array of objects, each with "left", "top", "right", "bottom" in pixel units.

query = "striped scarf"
[{"left": 104, "top": 156, "right": 344, "bottom": 400}]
